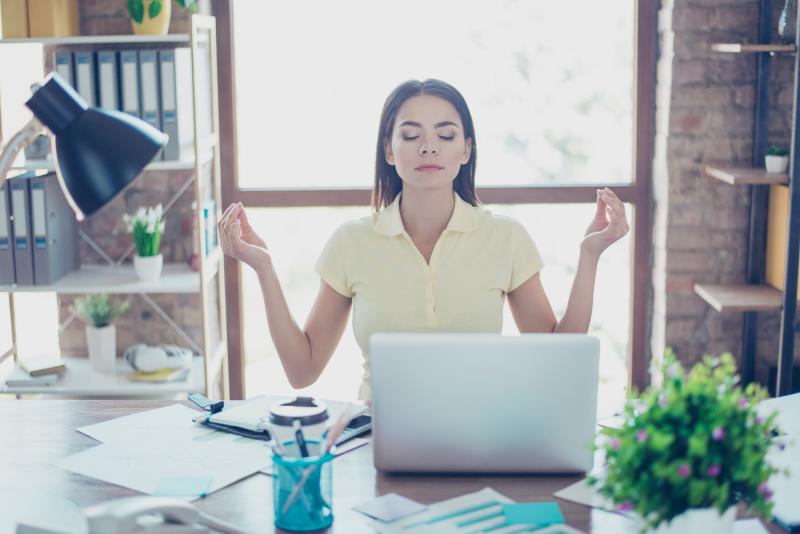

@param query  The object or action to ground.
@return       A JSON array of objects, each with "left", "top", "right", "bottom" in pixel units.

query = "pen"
[{"left": 293, "top": 419, "right": 309, "bottom": 457}]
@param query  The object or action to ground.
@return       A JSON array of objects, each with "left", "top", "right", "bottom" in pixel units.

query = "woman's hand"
[
  {"left": 581, "top": 187, "right": 630, "bottom": 258},
  {"left": 218, "top": 202, "right": 271, "bottom": 270}
]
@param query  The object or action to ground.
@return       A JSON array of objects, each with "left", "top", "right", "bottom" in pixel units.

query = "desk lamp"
[{"left": 0, "top": 72, "right": 167, "bottom": 220}]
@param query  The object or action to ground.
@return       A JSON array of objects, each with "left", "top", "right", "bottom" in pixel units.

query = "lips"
[{"left": 416, "top": 165, "right": 443, "bottom": 171}]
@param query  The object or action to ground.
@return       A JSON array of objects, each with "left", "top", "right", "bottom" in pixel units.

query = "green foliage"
[
  {"left": 589, "top": 350, "right": 780, "bottom": 531},
  {"left": 124, "top": 205, "right": 165, "bottom": 258},
  {"left": 767, "top": 145, "right": 789, "bottom": 157},
  {"left": 128, "top": 0, "right": 198, "bottom": 22},
  {"left": 73, "top": 294, "right": 129, "bottom": 328}
]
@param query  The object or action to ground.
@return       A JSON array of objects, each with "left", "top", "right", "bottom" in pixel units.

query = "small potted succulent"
[
  {"left": 128, "top": 0, "right": 198, "bottom": 36},
  {"left": 124, "top": 204, "right": 166, "bottom": 282},
  {"left": 590, "top": 351, "right": 781, "bottom": 533},
  {"left": 765, "top": 146, "right": 789, "bottom": 174},
  {"left": 74, "top": 294, "right": 129, "bottom": 373}
]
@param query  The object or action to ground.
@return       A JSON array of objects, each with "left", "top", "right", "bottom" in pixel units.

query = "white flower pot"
[
  {"left": 86, "top": 324, "right": 117, "bottom": 373},
  {"left": 134, "top": 253, "right": 163, "bottom": 282},
  {"left": 765, "top": 154, "right": 789, "bottom": 174},
  {"left": 648, "top": 506, "right": 736, "bottom": 534}
]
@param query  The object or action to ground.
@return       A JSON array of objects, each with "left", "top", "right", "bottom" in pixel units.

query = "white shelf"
[
  {"left": 15, "top": 152, "right": 212, "bottom": 173},
  {"left": 0, "top": 34, "right": 190, "bottom": 46},
  {"left": 0, "top": 263, "right": 200, "bottom": 294},
  {"left": 1, "top": 355, "right": 204, "bottom": 396}
]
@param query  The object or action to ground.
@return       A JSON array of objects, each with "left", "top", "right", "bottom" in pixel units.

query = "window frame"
[{"left": 214, "top": 0, "right": 656, "bottom": 399}]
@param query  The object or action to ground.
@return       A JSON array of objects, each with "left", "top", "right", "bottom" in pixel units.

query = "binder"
[
  {"left": 31, "top": 172, "right": 79, "bottom": 285},
  {"left": 9, "top": 173, "right": 34, "bottom": 286},
  {"left": 139, "top": 49, "right": 163, "bottom": 159},
  {"left": 120, "top": 49, "right": 141, "bottom": 118},
  {"left": 54, "top": 50, "right": 74, "bottom": 86},
  {"left": 159, "top": 48, "right": 194, "bottom": 161},
  {"left": 0, "top": 182, "right": 15, "bottom": 285},
  {"left": 73, "top": 50, "right": 96, "bottom": 107},
  {"left": 96, "top": 50, "right": 119, "bottom": 111}
]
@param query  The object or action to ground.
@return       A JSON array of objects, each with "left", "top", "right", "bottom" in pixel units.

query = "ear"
[
  {"left": 384, "top": 139, "right": 395, "bottom": 165},
  {"left": 461, "top": 137, "right": 473, "bottom": 165}
]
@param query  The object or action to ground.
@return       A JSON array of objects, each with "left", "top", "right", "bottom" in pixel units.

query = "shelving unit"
[
  {"left": 695, "top": 3, "right": 800, "bottom": 396},
  {"left": 0, "top": 16, "right": 229, "bottom": 399}
]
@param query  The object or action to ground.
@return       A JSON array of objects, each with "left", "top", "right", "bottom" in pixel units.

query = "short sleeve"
[
  {"left": 508, "top": 220, "right": 544, "bottom": 292},
  {"left": 314, "top": 226, "right": 353, "bottom": 297}
]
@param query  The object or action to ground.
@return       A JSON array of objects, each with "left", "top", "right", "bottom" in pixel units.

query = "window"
[{"left": 219, "top": 1, "right": 654, "bottom": 402}]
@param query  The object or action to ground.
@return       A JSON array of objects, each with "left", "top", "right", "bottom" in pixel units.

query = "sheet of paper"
[
  {"left": 503, "top": 502, "right": 564, "bottom": 527},
  {"left": 354, "top": 493, "right": 427, "bottom": 522},
  {"left": 154, "top": 475, "right": 212, "bottom": 497},
  {"left": 76, "top": 404, "right": 208, "bottom": 444},
  {"left": 371, "top": 487, "right": 516, "bottom": 534},
  {"left": 55, "top": 431, "right": 272, "bottom": 500},
  {"left": 553, "top": 475, "right": 619, "bottom": 514},
  {"left": 733, "top": 519, "right": 769, "bottom": 534},
  {"left": 757, "top": 393, "right": 800, "bottom": 436}
]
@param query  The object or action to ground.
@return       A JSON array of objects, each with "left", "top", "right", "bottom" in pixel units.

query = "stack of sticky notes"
[{"left": 503, "top": 502, "right": 565, "bottom": 530}]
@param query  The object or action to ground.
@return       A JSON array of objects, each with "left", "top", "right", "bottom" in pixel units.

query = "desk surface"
[{"left": 0, "top": 400, "right": 782, "bottom": 533}]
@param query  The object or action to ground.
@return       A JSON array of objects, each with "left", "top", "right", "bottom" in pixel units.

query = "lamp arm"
[{"left": 0, "top": 116, "right": 45, "bottom": 188}]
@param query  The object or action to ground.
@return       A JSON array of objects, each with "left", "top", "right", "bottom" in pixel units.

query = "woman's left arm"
[{"left": 508, "top": 188, "right": 629, "bottom": 334}]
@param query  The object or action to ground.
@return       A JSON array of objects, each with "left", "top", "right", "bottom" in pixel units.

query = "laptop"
[{"left": 369, "top": 333, "right": 600, "bottom": 474}]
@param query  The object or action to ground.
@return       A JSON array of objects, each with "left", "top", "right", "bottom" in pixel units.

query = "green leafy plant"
[
  {"left": 127, "top": 0, "right": 198, "bottom": 24},
  {"left": 74, "top": 294, "right": 129, "bottom": 328},
  {"left": 589, "top": 350, "right": 782, "bottom": 531},
  {"left": 767, "top": 145, "right": 789, "bottom": 157},
  {"left": 124, "top": 204, "right": 165, "bottom": 257}
]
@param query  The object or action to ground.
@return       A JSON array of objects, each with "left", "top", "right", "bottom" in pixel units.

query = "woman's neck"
[{"left": 399, "top": 186, "right": 455, "bottom": 241}]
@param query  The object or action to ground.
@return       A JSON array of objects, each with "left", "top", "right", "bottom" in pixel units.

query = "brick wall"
[
  {"left": 653, "top": 0, "right": 800, "bottom": 388},
  {"left": 58, "top": 0, "right": 211, "bottom": 358}
]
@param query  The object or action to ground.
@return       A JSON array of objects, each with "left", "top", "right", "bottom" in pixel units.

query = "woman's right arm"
[{"left": 218, "top": 203, "right": 352, "bottom": 388}]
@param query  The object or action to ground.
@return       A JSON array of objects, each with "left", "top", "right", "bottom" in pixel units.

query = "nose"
[{"left": 419, "top": 140, "right": 438, "bottom": 155}]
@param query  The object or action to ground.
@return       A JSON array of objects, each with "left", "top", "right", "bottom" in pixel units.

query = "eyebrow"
[{"left": 398, "top": 120, "right": 460, "bottom": 129}]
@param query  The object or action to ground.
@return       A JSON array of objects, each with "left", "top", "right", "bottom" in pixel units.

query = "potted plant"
[
  {"left": 590, "top": 351, "right": 781, "bottom": 533},
  {"left": 74, "top": 294, "right": 129, "bottom": 373},
  {"left": 124, "top": 204, "right": 166, "bottom": 282},
  {"left": 127, "top": 0, "right": 198, "bottom": 36},
  {"left": 765, "top": 146, "right": 789, "bottom": 174}
]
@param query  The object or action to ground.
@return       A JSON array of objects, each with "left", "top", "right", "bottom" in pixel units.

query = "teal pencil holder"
[{"left": 272, "top": 439, "right": 334, "bottom": 532}]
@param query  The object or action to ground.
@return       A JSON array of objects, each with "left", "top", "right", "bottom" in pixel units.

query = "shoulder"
[
  {"left": 325, "top": 214, "right": 379, "bottom": 246},
  {"left": 474, "top": 207, "right": 527, "bottom": 237}
]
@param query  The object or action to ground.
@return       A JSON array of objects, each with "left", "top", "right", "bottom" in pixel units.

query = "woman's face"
[{"left": 385, "top": 95, "right": 472, "bottom": 192}]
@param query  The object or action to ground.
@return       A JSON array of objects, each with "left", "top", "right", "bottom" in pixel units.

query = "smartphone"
[{"left": 334, "top": 414, "right": 372, "bottom": 446}]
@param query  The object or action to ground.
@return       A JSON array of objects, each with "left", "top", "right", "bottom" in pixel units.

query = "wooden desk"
[{"left": 0, "top": 400, "right": 782, "bottom": 533}]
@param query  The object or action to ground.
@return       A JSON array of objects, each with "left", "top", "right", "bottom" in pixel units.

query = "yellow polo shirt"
[{"left": 315, "top": 191, "right": 543, "bottom": 400}]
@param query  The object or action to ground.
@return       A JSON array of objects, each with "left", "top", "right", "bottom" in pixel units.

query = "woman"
[{"left": 219, "top": 79, "right": 629, "bottom": 400}]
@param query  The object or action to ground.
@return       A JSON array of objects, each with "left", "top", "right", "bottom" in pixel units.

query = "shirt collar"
[{"left": 374, "top": 191, "right": 479, "bottom": 236}]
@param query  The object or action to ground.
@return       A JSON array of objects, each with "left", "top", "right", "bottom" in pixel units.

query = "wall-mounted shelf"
[
  {"left": 703, "top": 164, "right": 789, "bottom": 185},
  {"left": 711, "top": 43, "right": 796, "bottom": 53},
  {"left": 0, "top": 34, "right": 189, "bottom": 46},
  {"left": 694, "top": 283, "right": 782, "bottom": 313}
]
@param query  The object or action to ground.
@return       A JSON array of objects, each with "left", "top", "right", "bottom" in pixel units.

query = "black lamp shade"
[{"left": 25, "top": 72, "right": 168, "bottom": 217}]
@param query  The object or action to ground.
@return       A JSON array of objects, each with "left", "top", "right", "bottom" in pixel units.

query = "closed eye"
[{"left": 401, "top": 135, "right": 455, "bottom": 141}]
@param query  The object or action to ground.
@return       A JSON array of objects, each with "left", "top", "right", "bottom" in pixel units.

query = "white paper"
[
  {"left": 354, "top": 493, "right": 427, "bottom": 522},
  {"left": 733, "top": 519, "right": 769, "bottom": 534},
  {"left": 553, "top": 470, "right": 621, "bottom": 515},
  {"left": 76, "top": 404, "right": 209, "bottom": 444},
  {"left": 766, "top": 438, "right": 800, "bottom": 528},
  {"left": 55, "top": 431, "right": 271, "bottom": 500},
  {"left": 758, "top": 393, "right": 800, "bottom": 436},
  {"left": 370, "top": 487, "right": 515, "bottom": 534}
]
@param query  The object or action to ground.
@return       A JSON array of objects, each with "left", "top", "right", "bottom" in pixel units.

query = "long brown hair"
[{"left": 372, "top": 79, "right": 479, "bottom": 211}]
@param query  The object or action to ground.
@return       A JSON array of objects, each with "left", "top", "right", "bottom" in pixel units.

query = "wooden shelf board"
[
  {"left": 703, "top": 164, "right": 789, "bottom": 185},
  {"left": 0, "top": 263, "right": 200, "bottom": 294},
  {"left": 0, "top": 34, "right": 189, "bottom": 46},
  {"left": 694, "top": 283, "right": 782, "bottom": 313},
  {"left": 711, "top": 43, "right": 796, "bottom": 53}
]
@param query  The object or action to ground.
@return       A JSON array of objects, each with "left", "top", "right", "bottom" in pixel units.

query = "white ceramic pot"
[
  {"left": 765, "top": 154, "right": 789, "bottom": 174},
  {"left": 648, "top": 506, "right": 736, "bottom": 534},
  {"left": 86, "top": 324, "right": 117, "bottom": 373},
  {"left": 134, "top": 253, "right": 163, "bottom": 282}
]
